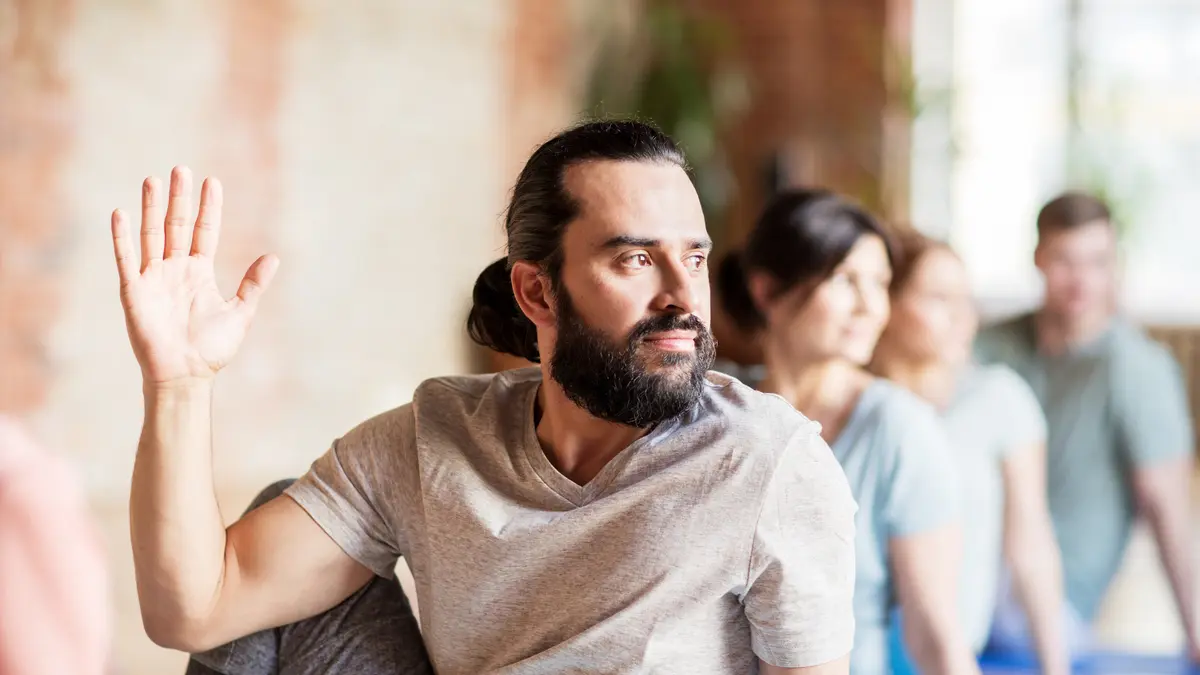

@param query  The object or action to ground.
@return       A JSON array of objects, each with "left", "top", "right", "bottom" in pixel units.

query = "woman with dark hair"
[
  {"left": 717, "top": 190, "right": 977, "bottom": 675},
  {"left": 870, "top": 231, "right": 1069, "bottom": 675}
]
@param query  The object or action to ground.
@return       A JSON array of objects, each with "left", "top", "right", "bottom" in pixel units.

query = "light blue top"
[
  {"left": 943, "top": 365, "right": 1047, "bottom": 651},
  {"left": 975, "top": 314, "right": 1193, "bottom": 619},
  {"left": 831, "top": 379, "right": 961, "bottom": 675}
]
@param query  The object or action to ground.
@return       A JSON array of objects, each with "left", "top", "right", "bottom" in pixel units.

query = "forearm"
[
  {"left": 893, "top": 529, "right": 980, "bottom": 675},
  {"left": 1007, "top": 533, "right": 1069, "bottom": 675},
  {"left": 904, "top": 618, "right": 979, "bottom": 675},
  {"left": 129, "top": 379, "right": 228, "bottom": 646},
  {"left": 1145, "top": 499, "right": 1197, "bottom": 642}
]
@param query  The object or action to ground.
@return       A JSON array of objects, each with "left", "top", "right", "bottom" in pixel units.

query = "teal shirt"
[
  {"left": 831, "top": 380, "right": 961, "bottom": 675},
  {"left": 943, "top": 365, "right": 1047, "bottom": 651},
  {"left": 975, "top": 314, "right": 1194, "bottom": 619}
]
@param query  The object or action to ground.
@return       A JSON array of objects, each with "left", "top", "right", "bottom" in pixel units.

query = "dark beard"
[{"left": 548, "top": 291, "right": 717, "bottom": 427}]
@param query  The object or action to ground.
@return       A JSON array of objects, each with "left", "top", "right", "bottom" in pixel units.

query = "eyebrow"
[{"left": 600, "top": 235, "right": 714, "bottom": 251}]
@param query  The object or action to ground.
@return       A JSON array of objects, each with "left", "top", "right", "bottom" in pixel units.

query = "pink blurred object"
[{"left": 0, "top": 416, "right": 111, "bottom": 675}]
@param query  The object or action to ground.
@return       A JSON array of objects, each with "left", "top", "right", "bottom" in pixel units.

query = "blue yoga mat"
[
  {"left": 888, "top": 612, "right": 1197, "bottom": 674},
  {"left": 979, "top": 649, "right": 1197, "bottom": 674}
]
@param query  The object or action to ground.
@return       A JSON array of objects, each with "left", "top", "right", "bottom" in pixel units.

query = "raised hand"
[{"left": 112, "top": 167, "right": 278, "bottom": 386}]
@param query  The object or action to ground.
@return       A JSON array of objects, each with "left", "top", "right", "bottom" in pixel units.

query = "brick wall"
[
  {"left": 486, "top": 0, "right": 580, "bottom": 373},
  {"left": 0, "top": 0, "right": 74, "bottom": 415}
]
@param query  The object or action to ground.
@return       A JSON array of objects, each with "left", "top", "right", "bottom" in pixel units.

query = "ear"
[
  {"left": 746, "top": 271, "right": 776, "bottom": 321},
  {"left": 1032, "top": 241, "right": 1046, "bottom": 272},
  {"left": 511, "top": 261, "right": 556, "bottom": 329}
]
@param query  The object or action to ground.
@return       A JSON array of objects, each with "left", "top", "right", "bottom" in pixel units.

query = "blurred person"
[
  {"left": 975, "top": 192, "right": 1198, "bottom": 658},
  {"left": 114, "top": 121, "right": 857, "bottom": 675},
  {"left": 716, "top": 190, "right": 978, "bottom": 675},
  {"left": 870, "top": 231, "right": 1069, "bottom": 675},
  {"left": 0, "top": 415, "right": 111, "bottom": 675}
]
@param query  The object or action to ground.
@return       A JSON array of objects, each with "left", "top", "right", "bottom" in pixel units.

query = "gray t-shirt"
[
  {"left": 942, "top": 365, "right": 1047, "bottom": 651},
  {"left": 831, "top": 379, "right": 961, "bottom": 675},
  {"left": 285, "top": 367, "right": 857, "bottom": 674},
  {"left": 975, "top": 314, "right": 1194, "bottom": 619}
]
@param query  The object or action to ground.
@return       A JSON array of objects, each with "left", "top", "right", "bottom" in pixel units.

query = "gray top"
[
  {"left": 975, "top": 314, "right": 1193, "bottom": 618},
  {"left": 942, "top": 365, "right": 1047, "bottom": 651},
  {"left": 286, "top": 367, "right": 858, "bottom": 674},
  {"left": 830, "top": 379, "right": 961, "bottom": 675}
]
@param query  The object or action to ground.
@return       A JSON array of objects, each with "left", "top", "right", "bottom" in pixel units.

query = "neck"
[
  {"left": 534, "top": 364, "right": 647, "bottom": 486},
  {"left": 1035, "top": 305, "right": 1113, "bottom": 355},
  {"left": 872, "top": 352, "right": 959, "bottom": 409},
  {"left": 759, "top": 336, "right": 872, "bottom": 442}
]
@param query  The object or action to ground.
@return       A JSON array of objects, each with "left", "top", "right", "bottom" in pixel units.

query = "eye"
[
  {"left": 828, "top": 270, "right": 852, "bottom": 287},
  {"left": 621, "top": 252, "right": 652, "bottom": 269},
  {"left": 685, "top": 253, "right": 708, "bottom": 270}
]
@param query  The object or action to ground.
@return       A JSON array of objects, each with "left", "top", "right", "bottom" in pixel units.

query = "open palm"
[{"left": 112, "top": 167, "right": 278, "bottom": 385}]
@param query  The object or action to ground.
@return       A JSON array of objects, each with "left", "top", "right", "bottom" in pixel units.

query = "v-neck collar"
[{"left": 518, "top": 382, "right": 682, "bottom": 507}]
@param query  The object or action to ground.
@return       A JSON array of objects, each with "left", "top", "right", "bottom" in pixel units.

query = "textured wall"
[
  {"left": 4, "top": 1, "right": 510, "bottom": 670},
  {"left": 668, "top": 0, "right": 910, "bottom": 364},
  {"left": 0, "top": 0, "right": 75, "bottom": 415}
]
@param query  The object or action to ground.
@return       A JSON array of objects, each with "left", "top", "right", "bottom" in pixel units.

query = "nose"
[
  {"left": 852, "top": 279, "right": 888, "bottom": 319},
  {"left": 654, "top": 258, "right": 701, "bottom": 315}
]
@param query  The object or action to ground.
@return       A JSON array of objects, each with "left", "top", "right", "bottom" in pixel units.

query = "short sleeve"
[
  {"left": 1112, "top": 342, "right": 1194, "bottom": 467},
  {"left": 987, "top": 366, "right": 1048, "bottom": 456},
  {"left": 742, "top": 425, "right": 858, "bottom": 668},
  {"left": 285, "top": 405, "right": 418, "bottom": 578},
  {"left": 882, "top": 403, "right": 961, "bottom": 536}
]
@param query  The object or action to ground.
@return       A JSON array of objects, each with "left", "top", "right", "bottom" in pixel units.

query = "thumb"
[{"left": 235, "top": 254, "right": 279, "bottom": 314}]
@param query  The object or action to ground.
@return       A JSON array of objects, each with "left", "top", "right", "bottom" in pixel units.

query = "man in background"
[{"left": 976, "top": 192, "right": 1197, "bottom": 657}]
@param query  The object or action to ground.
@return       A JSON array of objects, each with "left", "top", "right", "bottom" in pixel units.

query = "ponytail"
[{"left": 466, "top": 257, "right": 541, "bottom": 362}]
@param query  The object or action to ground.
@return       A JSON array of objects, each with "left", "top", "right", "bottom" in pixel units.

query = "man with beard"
[{"left": 116, "top": 121, "right": 856, "bottom": 675}]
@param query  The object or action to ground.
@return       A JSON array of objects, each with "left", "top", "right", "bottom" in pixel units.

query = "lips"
[{"left": 642, "top": 331, "right": 698, "bottom": 352}]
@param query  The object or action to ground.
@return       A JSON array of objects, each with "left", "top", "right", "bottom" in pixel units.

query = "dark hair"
[
  {"left": 716, "top": 189, "right": 894, "bottom": 332},
  {"left": 466, "top": 119, "right": 688, "bottom": 362},
  {"left": 888, "top": 227, "right": 954, "bottom": 296},
  {"left": 1036, "top": 191, "right": 1112, "bottom": 237}
]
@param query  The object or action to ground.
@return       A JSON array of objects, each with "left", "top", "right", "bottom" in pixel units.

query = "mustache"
[{"left": 628, "top": 313, "right": 710, "bottom": 343}]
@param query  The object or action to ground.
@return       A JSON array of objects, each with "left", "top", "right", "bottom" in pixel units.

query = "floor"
[{"left": 96, "top": 486, "right": 1191, "bottom": 674}]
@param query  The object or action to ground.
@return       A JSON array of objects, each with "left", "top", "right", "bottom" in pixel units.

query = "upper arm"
[
  {"left": 760, "top": 653, "right": 850, "bottom": 675},
  {"left": 742, "top": 426, "right": 857, "bottom": 669},
  {"left": 199, "top": 405, "right": 419, "bottom": 649},
  {"left": 1132, "top": 455, "right": 1193, "bottom": 517},
  {"left": 890, "top": 525, "right": 962, "bottom": 626},
  {"left": 1113, "top": 344, "right": 1193, "bottom": 467},
  {"left": 1000, "top": 440, "right": 1051, "bottom": 544},
  {"left": 201, "top": 494, "right": 376, "bottom": 648},
  {"left": 881, "top": 404, "right": 964, "bottom": 642},
  {"left": 983, "top": 367, "right": 1052, "bottom": 546}
]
